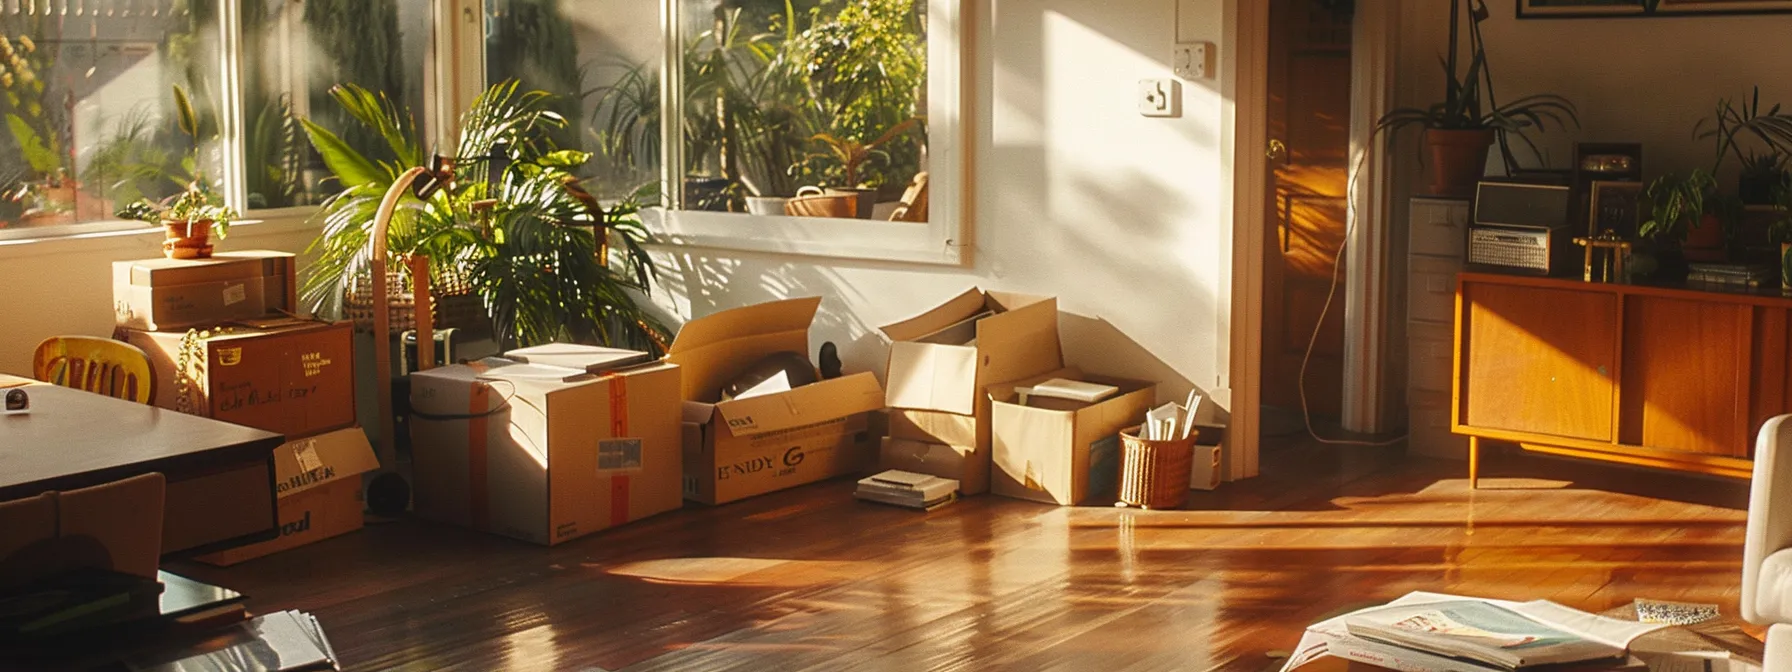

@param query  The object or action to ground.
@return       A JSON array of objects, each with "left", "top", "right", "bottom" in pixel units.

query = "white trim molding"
[
  {"left": 1225, "top": 0, "right": 1268, "bottom": 481},
  {"left": 1340, "top": 0, "right": 1400, "bottom": 434}
]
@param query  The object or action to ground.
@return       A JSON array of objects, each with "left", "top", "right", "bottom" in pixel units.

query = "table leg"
[{"left": 1468, "top": 436, "right": 1479, "bottom": 490}]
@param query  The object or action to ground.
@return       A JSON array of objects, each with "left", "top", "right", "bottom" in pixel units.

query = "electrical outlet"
[
  {"left": 1138, "top": 79, "right": 1181, "bottom": 118},
  {"left": 1174, "top": 42, "right": 1213, "bottom": 80}
]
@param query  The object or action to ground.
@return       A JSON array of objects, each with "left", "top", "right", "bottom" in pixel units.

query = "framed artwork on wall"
[{"left": 1519, "top": 0, "right": 1792, "bottom": 18}]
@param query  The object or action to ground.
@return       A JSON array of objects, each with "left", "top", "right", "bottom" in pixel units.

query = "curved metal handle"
[{"left": 1266, "top": 139, "right": 1288, "bottom": 162}]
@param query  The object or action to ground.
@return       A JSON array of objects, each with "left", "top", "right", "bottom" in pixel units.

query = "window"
[{"left": 5, "top": 0, "right": 965, "bottom": 264}]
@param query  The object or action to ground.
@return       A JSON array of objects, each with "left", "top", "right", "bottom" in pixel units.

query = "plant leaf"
[{"left": 300, "top": 118, "right": 383, "bottom": 188}]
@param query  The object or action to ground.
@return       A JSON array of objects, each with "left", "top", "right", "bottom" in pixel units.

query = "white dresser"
[{"left": 1406, "top": 197, "right": 1471, "bottom": 460}]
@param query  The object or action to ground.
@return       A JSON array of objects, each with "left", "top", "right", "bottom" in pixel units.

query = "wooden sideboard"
[{"left": 1452, "top": 272, "right": 1792, "bottom": 486}]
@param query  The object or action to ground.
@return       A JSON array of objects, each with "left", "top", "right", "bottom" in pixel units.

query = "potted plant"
[
  {"left": 115, "top": 181, "right": 238, "bottom": 259},
  {"left": 806, "top": 118, "right": 920, "bottom": 219},
  {"left": 1695, "top": 87, "right": 1792, "bottom": 205},
  {"left": 300, "top": 80, "right": 669, "bottom": 352},
  {"left": 1773, "top": 173, "right": 1792, "bottom": 292},
  {"left": 1638, "top": 169, "right": 1728, "bottom": 275},
  {"left": 1374, "top": 0, "right": 1578, "bottom": 197}
]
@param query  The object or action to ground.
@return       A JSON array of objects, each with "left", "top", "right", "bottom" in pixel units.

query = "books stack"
[
  {"left": 855, "top": 470, "right": 959, "bottom": 511},
  {"left": 1282, "top": 592, "right": 1665, "bottom": 672},
  {"left": 1688, "top": 263, "right": 1775, "bottom": 288}
]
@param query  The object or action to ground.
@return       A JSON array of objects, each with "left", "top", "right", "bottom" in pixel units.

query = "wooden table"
[{"left": 0, "top": 377, "right": 285, "bottom": 554}]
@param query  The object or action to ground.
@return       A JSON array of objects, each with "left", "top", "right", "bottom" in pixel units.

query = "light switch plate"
[
  {"left": 1138, "top": 79, "right": 1181, "bottom": 118},
  {"left": 1174, "top": 41, "right": 1213, "bottom": 80}
]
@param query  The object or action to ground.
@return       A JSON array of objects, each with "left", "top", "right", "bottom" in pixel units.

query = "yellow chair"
[{"left": 32, "top": 336, "right": 156, "bottom": 404}]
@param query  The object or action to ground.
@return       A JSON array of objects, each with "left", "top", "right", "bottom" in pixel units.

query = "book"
[
  {"left": 1020, "top": 378, "right": 1120, "bottom": 404},
  {"left": 476, "top": 362, "right": 591, "bottom": 384},
  {"left": 126, "top": 610, "right": 337, "bottom": 672},
  {"left": 855, "top": 470, "right": 959, "bottom": 510},
  {"left": 0, "top": 569, "right": 164, "bottom": 640},
  {"left": 1344, "top": 599, "right": 1629, "bottom": 669},
  {"left": 157, "top": 570, "right": 245, "bottom": 620},
  {"left": 503, "top": 343, "right": 654, "bottom": 373}
]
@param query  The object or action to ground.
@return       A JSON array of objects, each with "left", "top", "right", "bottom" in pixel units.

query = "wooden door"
[{"left": 1262, "top": 0, "right": 1353, "bottom": 420}]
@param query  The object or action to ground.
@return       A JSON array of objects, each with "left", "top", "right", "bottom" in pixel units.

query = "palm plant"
[
  {"left": 1695, "top": 87, "right": 1792, "bottom": 204},
  {"left": 300, "top": 80, "right": 669, "bottom": 352}
]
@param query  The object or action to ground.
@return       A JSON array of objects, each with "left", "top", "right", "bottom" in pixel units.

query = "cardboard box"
[
  {"left": 990, "top": 370, "right": 1156, "bottom": 505},
  {"left": 879, "top": 437, "right": 976, "bottom": 486},
  {"left": 1190, "top": 444, "right": 1222, "bottom": 491},
  {"left": 125, "top": 319, "right": 356, "bottom": 438},
  {"left": 878, "top": 289, "right": 1063, "bottom": 494},
  {"left": 409, "top": 357, "right": 685, "bottom": 545},
  {"left": 163, "top": 464, "right": 276, "bottom": 553},
  {"left": 667, "top": 297, "right": 886, "bottom": 505},
  {"left": 194, "top": 428, "right": 378, "bottom": 565},
  {"left": 112, "top": 251, "right": 296, "bottom": 331},
  {"left": 0, "top": 474, "right": 165, "bottom": 591}
]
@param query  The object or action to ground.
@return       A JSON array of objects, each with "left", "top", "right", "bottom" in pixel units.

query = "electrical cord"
[{"left": 1294, "top": 135, "right": 1409, "bottom": 448}]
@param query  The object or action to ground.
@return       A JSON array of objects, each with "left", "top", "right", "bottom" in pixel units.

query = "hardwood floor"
[{"left": 165, "top": 441, "right": 1754, "bottom": 671}]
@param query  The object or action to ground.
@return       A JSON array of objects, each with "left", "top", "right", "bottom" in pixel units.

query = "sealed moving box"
[
  {"left": 125, "top": 319, "right": 355, "bottom": 439},
  {"left": 409, "top": 356, "right": 684, "bottom": 545},
  {"left": 112, "top": 251, "right": 297, "bottom": 331},
  {"left": 668, "top": 298, "right": 885, "bottom": 505},
  {"left": 194, "top": 427, "right": 378, "bottom": 565},
  {"left": 878, "top": 289, "right": 1062, "bottom": 494},
  {"left": 990, "top": 370, "right": 1156, "bottom": 505}
]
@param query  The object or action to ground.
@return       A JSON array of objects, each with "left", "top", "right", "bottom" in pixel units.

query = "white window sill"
[
  {"left": 642, "top": 208, "right": 966, "bottom": 266},
  {"left": 0, "top": 207, "right": 318, "bottom": 260}
]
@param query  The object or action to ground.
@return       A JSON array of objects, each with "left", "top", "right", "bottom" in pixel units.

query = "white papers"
[
  {"left": 729, "top": 371, "right": 792, "bottom": 401},
  {"left": 1022, "top": 378, "right": 1120, "bottom": 404},
  {"left": 1138, "top": 393, "right": 1204, "bottom": 441}
]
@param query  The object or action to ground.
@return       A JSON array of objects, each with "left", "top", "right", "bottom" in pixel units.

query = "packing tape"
[{"left": 606, "top": 374, "right": 631, "bottom": 528}]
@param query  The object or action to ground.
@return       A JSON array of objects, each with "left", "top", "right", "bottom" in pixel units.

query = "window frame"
[{"left": 647, "top": 0, "right": 969, "bottom": 266}]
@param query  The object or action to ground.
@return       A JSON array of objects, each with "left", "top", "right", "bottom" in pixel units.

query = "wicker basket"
[
  {"left": 343, "top": 260, "right": 482, "bottom": 335},
  {"left": 1116, "top": 426, "right": 1199, "bottom": 510}
]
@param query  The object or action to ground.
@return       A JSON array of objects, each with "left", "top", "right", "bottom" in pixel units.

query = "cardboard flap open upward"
[
  {"left": 666, "top": 297, "right": 821, "bottom": 401},
  {"left": 273, "top": 428, "right": 380, "bottom": 498},
  {"left": 714, "top": 372, "right": 884, "bottom": 436},
  {"left": 879, "top": 288, "right": 988, "bottom": 343},
  {"left": 884, "top": 341, "right": 980, "bottom": 415}
]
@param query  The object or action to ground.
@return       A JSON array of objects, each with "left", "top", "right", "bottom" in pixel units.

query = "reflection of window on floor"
[
  {"left": 486, "top": 0, "right": 929, "bottom": 222},
  {"left": 0, "top": 0, "right": 427, "bottom": 233}
]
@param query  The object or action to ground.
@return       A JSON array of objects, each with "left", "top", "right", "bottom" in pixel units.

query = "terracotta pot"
[
  {"left": 162, "top": 219, "right": 214, "bottom": 260},
  {"left": 1683, "top": 213, "right": 1725, "bottom": 263},
  {"left": 824, "top": 187, "right": 879, "bottom": 219},
  {"left": 1425, "top": 128, "right": 1497, "bottom": 198}
]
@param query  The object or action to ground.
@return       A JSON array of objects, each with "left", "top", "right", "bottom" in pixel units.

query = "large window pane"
[
  {"left": 677, "top": 0, "right": 927, "bottom": 220},
  {"left": 0, "top": 1, "right": 217, "bottom": 231},
  {"left": 243, "top": 0, "right": 432, "bottom": 209},
  {"left": 485, "top": 0, "right": 662, "bottom": 202}
]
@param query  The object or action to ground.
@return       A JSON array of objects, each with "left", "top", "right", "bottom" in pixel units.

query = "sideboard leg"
[{"left": 1468, "top": 436, "right": 1480, "bottom": 490}]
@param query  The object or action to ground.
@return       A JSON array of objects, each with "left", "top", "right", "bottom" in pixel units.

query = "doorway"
[{"left": 1260, "top": 0, "right": 1354, "bottom": 436}]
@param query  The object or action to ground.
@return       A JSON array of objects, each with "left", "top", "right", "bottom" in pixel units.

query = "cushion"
[{"left": 1756, "top": 549, "right": 1792, "bottom": 622}]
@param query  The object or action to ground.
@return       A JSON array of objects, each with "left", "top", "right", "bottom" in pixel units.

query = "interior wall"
[{"left": 650, "top": 0, "right": 1239, "bottom": 456}]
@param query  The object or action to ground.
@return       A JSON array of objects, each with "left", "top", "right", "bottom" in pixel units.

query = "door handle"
[{"left": 1267, "top": 139, "right": 1288, "bottom": 163}]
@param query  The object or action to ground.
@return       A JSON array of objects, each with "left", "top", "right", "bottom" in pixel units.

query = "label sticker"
[
  {"left": 222, "top": 282, "right": 247, "bottom": 306},
  {"left": 300, "top": 351, "right": 332, "bottom": 378},
  {"left": 216, "top": 347, "right": 243, "bottom": 367},
  {"left": 598, "top": 438, "right": 644, "bottom": 471},
  {"left": 294, "top": 438, "right": 324, "bottom": 473}
]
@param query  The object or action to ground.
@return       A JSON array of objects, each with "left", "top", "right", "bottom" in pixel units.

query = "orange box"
[
  {"left": 193, "top": 428, "right": 378, "bottom": 565},
  {"left": 124, "top": 319, "right": 356, "bottom": 438}
]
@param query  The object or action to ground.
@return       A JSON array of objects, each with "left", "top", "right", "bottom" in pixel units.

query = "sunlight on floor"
[{"left": 601, "top": 557, "right": 868, "bottom": 587}]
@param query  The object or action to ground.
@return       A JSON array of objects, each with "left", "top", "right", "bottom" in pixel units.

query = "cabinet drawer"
[
  {"left": 1407, "top": 320, "right": 1455, "bottom": 394},
  {"left": 1408, "top": 255, "right": 1462, "bottom": 324},
  {"left": 1408, "top": 388, "right": 1467, "bottom": 460},
  {"left": 1410, "top": 198, "right": 1470, "bottom": 259}
]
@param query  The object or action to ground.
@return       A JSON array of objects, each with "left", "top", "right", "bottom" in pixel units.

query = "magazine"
[{"left": 1343, "top": 597, "right": 1656, "bottom": 670}]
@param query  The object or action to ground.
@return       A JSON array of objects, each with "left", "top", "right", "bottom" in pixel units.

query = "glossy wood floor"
[{"left": 166, "top": 440, "right": 1754, "bottom": 672}]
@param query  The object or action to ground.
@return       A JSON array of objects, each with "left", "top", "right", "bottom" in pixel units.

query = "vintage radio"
[{"left": 1466, "top": 181, "right": 1576, "bottom": 276}]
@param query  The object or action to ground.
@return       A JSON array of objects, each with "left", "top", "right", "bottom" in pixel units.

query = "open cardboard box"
[
  {"left": 989, "top": 368, "right": 1156, "bottom": 506},
  {"left": 668, "top": 297, "right": 885, "bottom": 505},
  {"left": 878, "top": 289, "right": 1063, "bottom": 494},
  {"left": 410, "top": 356, "right": 685, "bottom": 545},
  {"left": 194, "top": 427, "right": 379, "bottom": 566}
]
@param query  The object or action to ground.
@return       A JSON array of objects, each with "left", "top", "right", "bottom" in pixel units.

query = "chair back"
[{"left": 32, "top": 336, "right": 155, "bottom": 404}]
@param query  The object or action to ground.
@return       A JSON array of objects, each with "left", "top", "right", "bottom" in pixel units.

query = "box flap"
[
  {"left": 879, "top": 288, "right": 987, "bottom": 343},
  {"left": 682, "top": 400, "right": 717, "bottom": 425},
  {"left": 884, "top": 341, "right": 979, "bottom": 415},
  {"left": 714, "top": 372, "right": 884, "bottom": 435},
  {"left": 665, "top": 297, "right": 820, "bottom": 401},
  {"left": 273, "top": 428, "right": 379, "bottom": 498}
]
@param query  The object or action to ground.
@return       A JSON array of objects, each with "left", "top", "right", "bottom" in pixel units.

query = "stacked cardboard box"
[
  {"left": 112, "top": 253, "right": 362, "bottom": 559},
  {"left": 409, "top": 354, "right": 686, "bottom": 545},
  {"left": 668, "top": 297, "right": 886, "bottom": 505},
  {"left": 989, "top": 368, "right": 1156, "bottom": 505},
  {"left": 876, "top": 289, "right": 1063, "bottom": 495}
]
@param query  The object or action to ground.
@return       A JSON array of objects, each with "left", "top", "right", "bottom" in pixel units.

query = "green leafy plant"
[
  {"left": 300, "top": 80, "right": 669, "bottom": 352},
  {"left": 114, "top": 180, "right": 238, "bottom": 238},
  {"left": 1694, "top": 87, "right": 1792, "bottom": 204},
  {"left": 1372, "top": 0, "right": 1577, "bottom": 169},
  {"left": 808, "top": 117, "right": 920, "bottom": 189},
  {"left": 1640, "top": 170, "right": 1719, "bottom": 243}
]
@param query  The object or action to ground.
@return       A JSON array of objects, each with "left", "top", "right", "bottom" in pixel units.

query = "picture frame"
[
  {"left": 1589, "top": 180, "right": 1645, "bottom": 239},
  {"left": 1519, "top": 0, "right": 1792, "bottom": 19}
]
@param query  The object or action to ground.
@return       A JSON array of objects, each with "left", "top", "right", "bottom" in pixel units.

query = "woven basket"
[
  {"left": 1116, "top": 426, "right": 1199, "bottom": 510},
  {"left": 343, "top": 261, "right": 481, "bottom": 334}
]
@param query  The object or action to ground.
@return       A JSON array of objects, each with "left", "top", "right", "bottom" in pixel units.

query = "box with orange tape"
[{"left": 408, "top": 352, "right": 683, "bottom": 546}]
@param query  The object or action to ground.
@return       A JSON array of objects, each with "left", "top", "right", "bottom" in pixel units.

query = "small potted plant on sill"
[
  {"left": 1374, "top": 0, "right": 1577, "bottom": 197},
  {"left": 804, "top": 118, "right": 920, "bottom": 219},
  {"left": 115, "top": 181, "right": 237, "bottom": 260}
]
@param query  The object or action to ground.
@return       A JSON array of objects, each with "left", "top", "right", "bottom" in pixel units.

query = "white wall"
[
  {"left": 1396, "top": 5, "right": 1792, "bottom": 182},
  {"left": 0, "top": 0, "right": 1240, "bottom": 468}
]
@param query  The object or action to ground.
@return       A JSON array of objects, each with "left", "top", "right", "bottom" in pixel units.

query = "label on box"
[
  {"left": 598, "top": 438, "right": 643, "bottom": 471},
  {"left": 222, "top": 282, "right": 248, "bottom": 306},
  {"left": 293, "top": 438, "right": 324, "bottom": 474},
  {"left": 1088, "top": 435, "right": 1119, "bottom": 498}
]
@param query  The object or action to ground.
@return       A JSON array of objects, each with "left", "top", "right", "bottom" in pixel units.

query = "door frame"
[{"left": 1227, "top": 0, "right": 1400, "bottom": 478}]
